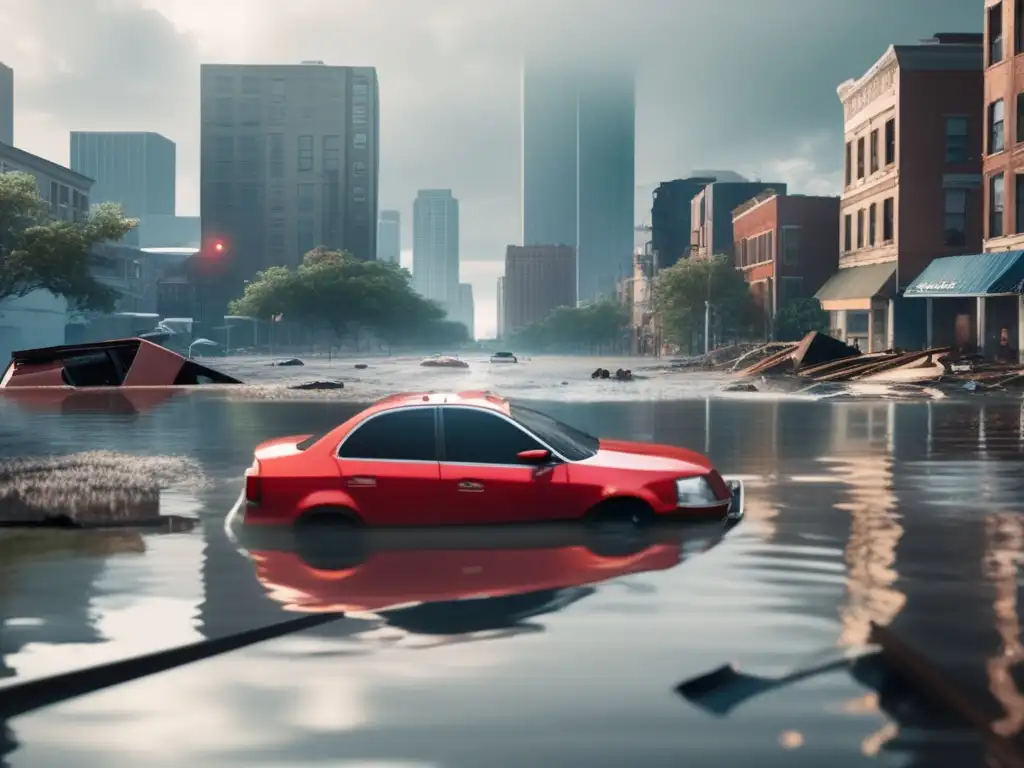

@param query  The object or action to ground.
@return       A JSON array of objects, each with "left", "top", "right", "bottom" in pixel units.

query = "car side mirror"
[{"left": 517, "top": 448, "right": 552, "bottom": 464}]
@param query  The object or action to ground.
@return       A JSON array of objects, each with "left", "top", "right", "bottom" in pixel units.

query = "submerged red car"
[{"left": 239, "top": 390, "right": 743, "bottom": 530}]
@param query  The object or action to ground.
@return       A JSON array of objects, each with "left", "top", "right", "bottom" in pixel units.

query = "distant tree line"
[{"left": 507, "top": 300, "right": 631, "bottom": 353}]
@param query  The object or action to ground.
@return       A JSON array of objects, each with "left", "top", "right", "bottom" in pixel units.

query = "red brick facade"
[{"left": 731, "top": 193, "right": 840, "bottom": 327}]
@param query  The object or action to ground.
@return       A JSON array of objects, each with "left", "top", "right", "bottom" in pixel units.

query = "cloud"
[{"left": 1, "top": 0, "right": 981, "bottom": 302}]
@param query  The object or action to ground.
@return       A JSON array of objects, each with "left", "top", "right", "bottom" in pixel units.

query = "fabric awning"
[
  {"left": 903, "top": 251, "right": 1024, "bottom": 298},
  {"left": 814, "top": 262, "right": 897, "bottom": 303}
]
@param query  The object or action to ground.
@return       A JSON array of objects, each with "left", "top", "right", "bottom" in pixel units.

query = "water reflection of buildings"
[{"left": 983, "top": 512, "right": 1024, "bottom": 738}]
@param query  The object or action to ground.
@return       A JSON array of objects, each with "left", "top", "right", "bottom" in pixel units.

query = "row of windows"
[
  {"left": 984, "top": 93, "right": 1024, "bottom": 155},
  {"left": 984, "top": 173, "right": 1024, "bottom": 240},
  {"left": 986, "top": 0, "right": 1024, "bottom": 68},
  {"left": 844, "top": 119, "right": 896, "bottom": 187},
  {"left": 339, "top": 407, "right": 546, "bottom": 464},
  {"left": 208, "top": 134, "right": 369, "bottom": 177},
  {"left": 843, "top": 198, "right": 894, "bottom": 252},
  {"left": 734, "top": 226, "right": 804, "bottom": 268}
]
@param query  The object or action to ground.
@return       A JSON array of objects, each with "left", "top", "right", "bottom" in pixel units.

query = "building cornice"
[{"left": 837, "top": 46, "right": 898, "bottom": 120}]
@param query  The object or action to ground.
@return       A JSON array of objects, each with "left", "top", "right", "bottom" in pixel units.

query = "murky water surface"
[{"left": 0, "top": 356, "right": 1021, "bottom": 765}]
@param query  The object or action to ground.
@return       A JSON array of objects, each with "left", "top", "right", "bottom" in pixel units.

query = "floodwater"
[{"left": 0, "top": 358, "right": 1022, "bottom": 766}]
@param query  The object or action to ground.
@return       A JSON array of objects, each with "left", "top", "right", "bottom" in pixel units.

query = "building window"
[
  {"left": 944, "top": 188, "right": 967, "bottom": 246},
  {"left": 844, "top": 142, "right": 852, "bottom": 187},
  {"left": 268, "top": 134, "right": 284, "bottom": 179},
  {"left": 856, "top": 209, "right": 864, "bottom": 248},
  {"left": 241, "top": 76, "right": 261, "bottom": 95},
  {"left": 781, "top": 277, "right": 803, "bottom": 303},
  {"left": 989, "top": 1, "right": 1004, "bottom": 65},
  {"left": 843, "top": 214, "right": 852, "bottom": 252},
  {"left": 1018, "top": 0, "right": 1024, "bottom": 53},
  {"left": 884, "top": 119, "right": 896, "bottom": 165},
  {"left": 297, "top": 183, "right": 315, "bottom": 213},
  {"left": 323, "top": 135, "right": 340, "bottom": 171},
  {"left": 989, "top": 99, "right": 1006, "bottom": 154},
  {"left": 856, "top": 137, "right": 865, "bottom": 179},
  {"left": 882, "top": 197, "right": 894, "bottom": 242},
  {"left": 945, "top": 116, "right": 970, "bottom": 162},
  {"left": 214, "top": 96, "right": 233, "bottom": 126},
  {"left": 990, "top": 172, "right": 1005, "bottom": 238},
  {"left": 297, "top": 135, "right": 313, "bottom": 171},
  {"left": 353, "top": 161, "right": 366, "bottom": 177},
  {"left": 782, "top": 226, "right": 801, "bottom": 265},
  {"left": 868, "top": 203, "right": 877, "bottom": 246},
  {"left": 297, "top": 219, "right": 315, "bottom": 257},
  {"left": 1016, "top": 175, "right": 1024, "bottom": 232},
  {"left": 268, "top": 186, "right": 285, "bottom": 214},
  {"left": 353, "top": 133, "right": 367, "bottom": 149},
  {"left": 869, "top": 130, "right": 879, "bottom": 174}
]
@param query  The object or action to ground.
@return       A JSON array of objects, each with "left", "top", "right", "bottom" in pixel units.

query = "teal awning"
[{"left": 904, "top": 251, "right": 1024, "bottom": 298}]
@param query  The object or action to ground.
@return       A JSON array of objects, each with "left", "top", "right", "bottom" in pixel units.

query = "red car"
[{"left": 239, "top": 390, "right": 743, "bottom": 530}]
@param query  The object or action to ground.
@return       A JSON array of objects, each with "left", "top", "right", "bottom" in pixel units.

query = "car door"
[
  {"left": 438, "top": 406, "right": 567, "bottom": 524},
  {"left": 335, "top": 406, "right": 442, "bottom": 526}
]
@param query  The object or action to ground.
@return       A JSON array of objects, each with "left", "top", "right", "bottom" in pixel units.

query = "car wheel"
[
  {"left": 293, "top": 507, "right": 366, "bottom": 570},
  {"left": 583, "top": 499, "right": 653, "bottom": 557}
]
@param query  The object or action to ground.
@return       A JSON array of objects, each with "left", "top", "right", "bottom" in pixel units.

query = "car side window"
[
  {"left": 442, "top": 407, "right": 544, "bottom": 465},
  {"left": 338, "top": 408, "right": 437, "bottom": 461}
]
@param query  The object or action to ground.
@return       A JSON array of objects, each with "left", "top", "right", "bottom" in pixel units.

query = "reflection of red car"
[
  {"left": 241, "top": 527, "right": 703, "bottom": 614},
  {"left": 240, "top": 391, "right": 743, "bottom": 529}
]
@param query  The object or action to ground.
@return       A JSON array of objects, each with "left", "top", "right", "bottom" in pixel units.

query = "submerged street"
[{"left": 0, "top": 358, "right": 1021, "bottom": 766}]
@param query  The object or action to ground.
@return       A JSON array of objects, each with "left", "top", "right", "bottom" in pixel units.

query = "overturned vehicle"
[{"left": 0, "top": 338, "right": 242, "bottom": 389}]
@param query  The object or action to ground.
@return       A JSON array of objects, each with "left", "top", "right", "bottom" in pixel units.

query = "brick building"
[
  {"left": 503, "top": 245, "right": 576, "bottom": 332},
  {"left": 902, "top": 15, "right": 1024, "bottom": 359},
  {"left": 732, "top": 191, "right": 840, "bottom": 339},
  {"left": 816, "top": 33, "right": 983, "bottom": 352},
  {"left": 690, "top": 180, "right": 787, "bottom": 261}
]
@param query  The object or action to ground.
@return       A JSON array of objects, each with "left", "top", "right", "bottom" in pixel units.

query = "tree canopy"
[
  {"left": 653, "top": 255, "right": 756, "bottom": 350},
  {"left": 508, "top": 300, "right": 630, "bottom": 352},
  {"left": 0, "top": 171, "right": 136, "bottom": 312},
  {"left": 774, "top": 297, "right": 829, "bottom": 341},
  {"left": 228, "top": 248, "right": 469, "bottom": 347}
]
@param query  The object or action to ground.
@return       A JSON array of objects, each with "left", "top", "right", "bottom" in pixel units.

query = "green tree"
[
  {"left": 0, "top": 171, "right": 136, "bottom": 312},
  {"left": 228, "top": 247, "right": 463, "bottom": 349},
  {"left": 653, "top": 255, "right": 755, "bottom": 351},
  {"left": 773, "top": 297, "right": 829, "bottom": 341}
]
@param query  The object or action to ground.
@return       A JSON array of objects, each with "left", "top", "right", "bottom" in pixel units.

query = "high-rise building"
[
  {"left": 496, "top": 276, "right": 506, "bottom": 339},
  {"left": 457, "top": 283, "right": 475, "bottom": 339},
  {"left": 377, "top": 209, "right": 400, "bottom": 263},
  {"left": 504, "top": 245, "right": 576, "bottom": 332},
  {"left": 412, "top": 189, "right": 459, "bottom": 311},
  {"left": 70, "top": 132, "right": 176, "bottom": 217},
  {"left": 199, "top": 62, "right": 380, "bottom": 319},
  {"left": 0, "top": 62, "right": 12, "bottom": 145},
  {"left": 521, "top": 61, "right": 635, "bottom": 303}
]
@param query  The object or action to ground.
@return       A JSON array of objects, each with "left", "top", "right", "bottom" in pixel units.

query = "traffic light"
[{"left": 213, "top": 241, "right": 224, "bottom": 254}]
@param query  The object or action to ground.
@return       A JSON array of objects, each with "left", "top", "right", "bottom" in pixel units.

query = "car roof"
[{"left": 370, "top": 390, "right": 510, "bottom": 415}]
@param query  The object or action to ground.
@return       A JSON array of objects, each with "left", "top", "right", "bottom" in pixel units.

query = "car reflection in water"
[{"left": 230, "top": 508, "right": 733, "bottom": 643}]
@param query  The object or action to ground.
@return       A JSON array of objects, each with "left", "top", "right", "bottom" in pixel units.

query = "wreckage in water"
[{"left": 0, "top": 338, "right": 242, "bottom": 389}]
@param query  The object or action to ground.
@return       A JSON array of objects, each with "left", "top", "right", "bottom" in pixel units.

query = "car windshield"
[{"left": 509, "top": 404, "right": 599, "bottom": 461}]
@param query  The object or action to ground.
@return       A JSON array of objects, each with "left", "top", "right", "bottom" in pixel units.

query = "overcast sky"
[{"left": 1, "top": 0, "right": 981, "bottom": 336}]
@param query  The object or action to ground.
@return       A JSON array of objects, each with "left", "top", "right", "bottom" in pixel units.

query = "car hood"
[{"left": 576, "top": 438, "right": 716, "bottom": 475}]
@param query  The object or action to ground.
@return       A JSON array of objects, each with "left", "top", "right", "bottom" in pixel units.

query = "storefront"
[
  {"left": 814, "top": 262, "right": 897, "bottom": 352},
  {"left": 903, "top": 251, "right": 1024, "bottom": 361}
]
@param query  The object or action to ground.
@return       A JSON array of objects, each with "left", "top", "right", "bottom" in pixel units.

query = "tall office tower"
[
  {"left": 521, "top": 61, "right": 635, "bottom": 303},
  {"left": 0, "top": 63, "right": 11, "bottom": 145},
  {"left": 199, "top": 61, "right": 380, "bottom": 318},
  {"left": 457, "top": 282, "right": 475, "bottom": 339},
  {"left": 496, "top": 275, "right": 506, "bottom": 339},
  {"left": 70, "top": 132, "right": 176, "bottom": 216},
  {"left": 377, "top": 209, "right": 401, "bottom": 263},
  {"left": 412, "top": 189, "right": 459, "bottom": 311}
]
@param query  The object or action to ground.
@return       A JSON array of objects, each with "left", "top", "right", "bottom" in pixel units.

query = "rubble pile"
[{"left": 732, "top": 331, "right": 1024, "bottom": 388}]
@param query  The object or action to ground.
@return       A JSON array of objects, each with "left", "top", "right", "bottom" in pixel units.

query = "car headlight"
[{"left": 675, "top": 476, "right": 721, "bottom": 507}]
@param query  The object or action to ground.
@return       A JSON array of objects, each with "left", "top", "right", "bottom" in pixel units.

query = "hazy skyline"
[{"left": 0, "top": 0, "right": 983, "bottom": 336}]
